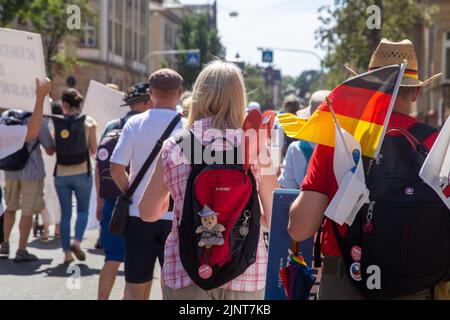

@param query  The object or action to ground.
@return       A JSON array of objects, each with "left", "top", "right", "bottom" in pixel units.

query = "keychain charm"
[{"left": 239, "top": 210, "right": 252, "bottom": 236}]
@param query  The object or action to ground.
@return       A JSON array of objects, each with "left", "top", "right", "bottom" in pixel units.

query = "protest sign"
[
  {"left": 81, "top": 80, "right": 126, "bottom": 229},
  {"left": 265, "top": 189, "right": 314, "bottom": 300},
  {"left": 82, "top": 80, "right": 127, "bottom": 142},
  {"left": 0, "top": 28, "right": 51, "bottom": 114},
  {"left": 420, "top": 115, "right": 450, "bottom": 210}
]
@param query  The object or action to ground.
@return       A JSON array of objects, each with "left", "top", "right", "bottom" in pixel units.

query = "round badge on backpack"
[
  {"left": 97, "top": 148, "right": 109, "bottom": 161},
  {"left": 350, "top": 262, "right": 362, "bottom": 282},
  {"left": 198, "top": 264, "right": 213, "bottom": 280},
  {"left": 351, "top": 246, "right": 362, "bottom": 262},
  {"left": 60, "top": 129, "right": 70, "bottom": 139}
]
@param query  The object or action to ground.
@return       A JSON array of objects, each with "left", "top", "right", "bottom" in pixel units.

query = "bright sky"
[{"left": 179, "top": 0, "right": 335, "bottom": 77}]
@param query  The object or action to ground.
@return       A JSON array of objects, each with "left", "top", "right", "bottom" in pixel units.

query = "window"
[
  {"left": 81, "top": 21, "right": 97, "bottom": 48},
  {"left": 446, "top": 32, "right": 450, "bottom": 81}
]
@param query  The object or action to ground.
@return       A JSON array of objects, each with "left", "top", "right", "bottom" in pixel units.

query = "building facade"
[
  {"left": 51, "top": 0, "right": 218, "bottom": 97},
  {"left": 414, "top": 0, "right": 450, "bottom": 126}
]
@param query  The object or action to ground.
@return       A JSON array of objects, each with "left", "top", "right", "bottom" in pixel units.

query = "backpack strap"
[
  {"left": 28, "top": 140, "right": 40, "bottom": 153},
  {"left": 175, "top": 129, "right": 205, "bottom": 165},
  {"left": 387, "top": 122, "right": 437, "bottom": 158}
]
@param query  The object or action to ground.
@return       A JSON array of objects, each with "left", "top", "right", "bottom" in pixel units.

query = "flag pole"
[
  {"left": 372, "top": 62, "right": 407, "bottom": 158},
  {"left": 326, "top": 96, "right": 354, "bottom": 164}
]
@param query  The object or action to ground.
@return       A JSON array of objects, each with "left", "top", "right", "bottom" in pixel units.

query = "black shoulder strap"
[
  {"left": 175, "top": 129, "right": 205, "bottom": 165},
  {"left": 124, "top": 114, "right": 181, "bottom": 200},
  {"left": 118, "top": 117, "right": 126, "bottom": 129},
  {"left": 407, "top": 122, "right": 438, "bottom": 145},
  {"left": 28, "top": 140, "right": 40, "bottom": 153}
]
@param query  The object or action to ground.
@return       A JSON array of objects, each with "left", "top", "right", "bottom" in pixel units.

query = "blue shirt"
[{"left": 278, "top": 140, "right": 315, "bottom": 189}]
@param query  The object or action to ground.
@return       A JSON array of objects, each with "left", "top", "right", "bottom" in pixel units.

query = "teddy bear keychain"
[{"left": 196, "top": 205, "right": 225, "bottom": 249}]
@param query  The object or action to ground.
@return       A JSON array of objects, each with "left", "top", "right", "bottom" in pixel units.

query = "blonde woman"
[{"left": 139, "top": 60, "right": 278, "bottom": 300}]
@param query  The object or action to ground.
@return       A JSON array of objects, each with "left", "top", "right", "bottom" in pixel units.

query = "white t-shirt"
[
  {"left": 110, "top": 108, "right": 183, "bottom": 220},
  {"left": 0, "top": 124, "right": 27, "bottom": 159}
]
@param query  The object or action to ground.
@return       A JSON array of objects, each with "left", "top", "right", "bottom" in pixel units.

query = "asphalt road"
[{"left": 0, "top": 221, "right": 162, "bottom": 300}]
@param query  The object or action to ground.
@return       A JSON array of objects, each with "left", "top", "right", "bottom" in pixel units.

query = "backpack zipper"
[{"left": 366, "top": 154, "right": 383, "bottom": 175}]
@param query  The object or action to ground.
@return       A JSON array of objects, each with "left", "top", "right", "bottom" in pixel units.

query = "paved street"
[{"left": 0, "top": 221, "right": 162, "bottom": 300}]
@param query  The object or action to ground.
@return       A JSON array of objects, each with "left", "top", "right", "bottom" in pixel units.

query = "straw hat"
[{"left": 345, "top": 39, "right": 442, "bottom": 87}]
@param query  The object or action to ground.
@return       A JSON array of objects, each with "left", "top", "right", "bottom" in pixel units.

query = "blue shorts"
[{"left": 100, "top": 198, "right": 125, "bottom": 262}]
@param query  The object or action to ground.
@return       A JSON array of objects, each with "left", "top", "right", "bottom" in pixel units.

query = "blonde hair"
[{"left": 187, "top": 60, "right": 247, "bottom": 130}]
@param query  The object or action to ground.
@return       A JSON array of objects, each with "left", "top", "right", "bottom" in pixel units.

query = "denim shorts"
[{"left": 100, "top": 198, "right": 125, "bottom": 263}]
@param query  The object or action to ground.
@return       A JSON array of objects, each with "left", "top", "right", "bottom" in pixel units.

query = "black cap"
[{"left": 121, "top": 82, "right": 150, "bottom": 107}]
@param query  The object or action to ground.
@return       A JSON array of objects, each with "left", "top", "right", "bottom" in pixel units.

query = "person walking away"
[
  {"left": 278, "top": 90, "right": 330, "bottom": 189},
  {"left": 110, "top": 69, "right": 184, "bottom": 300},
  {"left": 0, "top": 109, "right": 54, "bottom": 262},
  {"left": 289, "top": 39, "right": 448, "bottom": 300},
  {"left": 138, "top": 61, "right": 278, "bottom": 300},
  {"left": 96, "top": 82, "right": 152, "bottom": 300},
  {"left": 53, "top": 88, "right": 98, "bottom": 265}
]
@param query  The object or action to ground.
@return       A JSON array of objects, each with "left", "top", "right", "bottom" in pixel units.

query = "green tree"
[
  {"left": 1, "top": 0, "right": 92, "bottom": 78},
  {"left": 243, "top": 64, "right": 272, "bottom": 108},
  {"left": 295, "top": 70, "right": 321, "bottom": 99},
  {"left": 176, "top": 13, "right": 223, "bottom": 89},
  {"left": 0, "top": 0, "right": 31, "bottom": 26},
  {"left": 316, "top": 0, "right": 439, "bottom": 87}
]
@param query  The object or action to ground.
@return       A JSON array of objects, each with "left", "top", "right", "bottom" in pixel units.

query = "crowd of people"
[{"left": 0, "top": 37, "right": 449, "bottom": 300}]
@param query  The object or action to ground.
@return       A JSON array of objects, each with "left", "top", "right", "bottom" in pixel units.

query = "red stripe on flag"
[{"left": 317, "top": 84, "right": 392, "bottom": 126}]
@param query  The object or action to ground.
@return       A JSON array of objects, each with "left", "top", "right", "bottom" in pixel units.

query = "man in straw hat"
[{"left": 288, "top": 39, "right": 447, "bottom": 300}]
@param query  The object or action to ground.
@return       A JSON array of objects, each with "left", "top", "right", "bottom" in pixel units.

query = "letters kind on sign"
[{"left": 0, "top": 28, "right": 51, "bottom": 114}]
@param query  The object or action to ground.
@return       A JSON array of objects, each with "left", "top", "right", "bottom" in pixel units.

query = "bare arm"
[
  {"left": 88, "top": 125, "right": 98, "bottom": 156},
  {"left": 138, "top": 155, "right": 170, "bottom": 222},
  {"left": 288, "top": 190, "right": 328, "bottom": 242},
  {"left": 45, "top": 146, "right": 55, "bottom": 156},
  {"left": 26, "top": 78, "right": 51, "bottom": 142},
  {"left": 257, "top": 143, "right": 279, "bottom": 229},
  {"left": 258, "top": 172, "right": 278, "bottom": 229},
  {"left": 95, "top": 164, "right": 104, "bottom": 221},
  {"left": 110, "top": 163, "right": 129, "bottom": 194}
]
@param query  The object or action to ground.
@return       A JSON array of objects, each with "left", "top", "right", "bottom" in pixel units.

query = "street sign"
[
  {"left": 262, "top": 50, "right": 274, "bottom": 63},
  {"left": 186, "top": 52, "right": 201, "bottom": 67}
]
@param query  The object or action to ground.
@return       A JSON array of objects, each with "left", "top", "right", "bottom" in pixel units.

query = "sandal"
[
  {"left": 39, "top": 231, "right": 50, "bottom": 242},
  {"left": 0, "top": 243, "right": 10, "bottom": 259},
  {"left": 70, "top": 244, "right": 86, "bottom": 261},
  {"left": 13, "top": 249, "right": 38, "bottom": 263}
]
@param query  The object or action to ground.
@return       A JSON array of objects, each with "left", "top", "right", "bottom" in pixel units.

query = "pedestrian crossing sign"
[
  {"left": 262, "top": 50, "right": 274, "bottom": 63},
  {"left": 187, "top": 52, "right": 201, "bottom": 67}
]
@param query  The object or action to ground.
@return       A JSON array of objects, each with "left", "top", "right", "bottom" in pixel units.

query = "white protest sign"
[
  {"left": 0, "top": 28, "right": 51, "bottom": 114},
  {"left": 82, "top": 80, "right": 126, "bottom": 229},
  {"left": 82, "top": 80, "right": 127, "bottom": 142}
]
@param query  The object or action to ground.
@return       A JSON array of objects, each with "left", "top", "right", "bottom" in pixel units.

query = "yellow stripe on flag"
[{"left": 278, "top": 112, "right": 384, "bottom": 158}]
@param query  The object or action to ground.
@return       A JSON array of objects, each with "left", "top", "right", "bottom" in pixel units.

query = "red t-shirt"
[{"left": 301, "top": 112, "right": 438, "bottom": 257}]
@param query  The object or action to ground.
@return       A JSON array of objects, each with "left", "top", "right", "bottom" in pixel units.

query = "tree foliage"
[
  {"left": 0, "top": 0, "right": 93, "bottom": 78},
  {"left": 316, "top": 0, "right": 439, "bottom": 87},
  {"left": 176, "top": 13, "right": 223, "bottom": 89},
  {"left": 243, "top": 64, "right": 272, "bottom": 108}
]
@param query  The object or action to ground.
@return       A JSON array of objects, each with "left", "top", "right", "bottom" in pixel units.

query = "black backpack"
[
  {"left": 97, "top": 118, "right": 125, "bottom": 199},
  {"left": 176, "top": 130, "right": 261, "bottom": 291},
  {"left": 53, "top": 114, "right": 90, "bottom": 172},
  {"left": 333, "top": 123, "right": 450, "bottom": 299},
  {"left": 0, "top": 110, "right": 40, "bottom": 171}
]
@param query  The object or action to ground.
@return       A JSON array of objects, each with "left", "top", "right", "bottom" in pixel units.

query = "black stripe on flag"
[{"left": 342, "top": 65, "right": 402, "bottom": 94}]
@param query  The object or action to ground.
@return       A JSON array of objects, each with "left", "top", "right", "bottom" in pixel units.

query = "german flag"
[{"left": 279, "top": 64, "right": 404, "bottom": 158}]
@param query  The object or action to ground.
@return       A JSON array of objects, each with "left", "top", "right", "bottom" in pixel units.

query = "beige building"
[
  {"left": 148, "top": 0, "right": 188, "bottom": 71},
  {"left": 413, "top": 0, "right": 450, "bottom": 126},
  {"left": 51, "top": 0, "right": 218, "bottom": 98}
]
